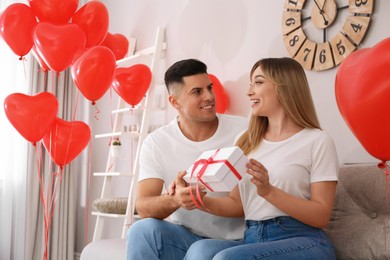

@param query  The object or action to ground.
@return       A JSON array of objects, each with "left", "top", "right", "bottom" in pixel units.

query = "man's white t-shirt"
[
  {"left": 138, "top": 114, "right": 248, "bottom": 240},
  {"left": 239, "top": 128, "right": 339, "bottom": 221}
]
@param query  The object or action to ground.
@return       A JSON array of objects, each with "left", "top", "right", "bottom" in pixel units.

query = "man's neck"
[{"left": 177, "top": 116, "right": 219, "bottom": 142}]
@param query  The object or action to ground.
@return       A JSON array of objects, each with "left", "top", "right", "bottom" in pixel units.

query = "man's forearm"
[{"left": 136, "top": 194, "right": 180, "bottom": 219}]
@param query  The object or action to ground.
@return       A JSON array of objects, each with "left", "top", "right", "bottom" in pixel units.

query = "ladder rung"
[
  {"left": 112, "top": 106, "right": 144, "bottom": 114},
  {"left": 94, "top": 132, "right": 141, "bottom": 139},
  {"left": 95, "top": 132, "right": 121, "bottom": 138},
  {"left": 116, "top": 42, "right": 167, "bottom": 66},
  {"left": 91, "top": 211, "right": 126, "bottom": 218},
  {"left": 93, "top": 172, "right": 132, "bottom": 177}
]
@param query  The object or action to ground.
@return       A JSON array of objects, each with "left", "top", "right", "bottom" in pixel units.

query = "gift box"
[{"left": 184, "top": 146, "right": 248, "bottom": 192}]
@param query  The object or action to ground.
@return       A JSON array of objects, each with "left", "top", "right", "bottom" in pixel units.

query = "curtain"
[
  {"left": 0, "top": 32, "right": 30, "bottom": 260},
  {"left": 24, "top": 61, "right": 90, "bottom": 260}
]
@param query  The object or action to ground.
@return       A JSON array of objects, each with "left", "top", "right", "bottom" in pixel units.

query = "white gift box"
[{"left": 184, "top": 146, "right": 248, "bottom": 192}]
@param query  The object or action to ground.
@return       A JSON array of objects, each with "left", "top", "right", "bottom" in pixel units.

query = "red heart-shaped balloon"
[
  {"left": 28, "top": 0, "right": 78, "bottom": 25},
  {"left": 31, "top": 46, "right": 50, "bottom": 72},
  {"left": 111, "top": 64, "right": 152, "bottom": 107},
  {"left": 71, "top": 45, "right": 116, "bottom": 104},
  {"left": 335, "top": 37, "right": 390, "bottom": 162},
  {"left": 101, "top": 32, "right": 129, "bottom": 60},
  {"left": 209, "top": 74, "right": 229, "bottom": 114},
  {"left": 43, "top": 117, "right": 91, "bottom": 167},
  {"left": 0, "top": 3, "right": 37, "bottom": 57},
  {"left": 71, "top": 1, "right": 109, "bottom": 47},
  {"left": 33, "top": 22, "right": 86, "bottom": 73},
  {"left": 4, "top": 92, "right": 58, "bottom": 144}
]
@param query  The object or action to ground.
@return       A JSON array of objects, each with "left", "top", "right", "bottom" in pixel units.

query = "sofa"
[
  {"left": 81, "top": 164, "right": 390, "bottom": 259},
  {"left": 325, "top": 164, "right": 390, "bottom": 259}
]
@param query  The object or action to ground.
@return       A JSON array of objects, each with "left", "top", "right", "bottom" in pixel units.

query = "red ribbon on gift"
[{"left": 189, "top": 148, "right": 242, "bottom": 209}]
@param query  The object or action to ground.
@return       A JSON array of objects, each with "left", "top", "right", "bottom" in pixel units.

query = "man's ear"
[{"left": 169, "top": 95, "right": 180, "bottom": 109}]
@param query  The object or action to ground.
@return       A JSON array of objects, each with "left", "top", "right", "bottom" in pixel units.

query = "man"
[{"left": 127, "top": 59, "right": 247, "bottom": 260}]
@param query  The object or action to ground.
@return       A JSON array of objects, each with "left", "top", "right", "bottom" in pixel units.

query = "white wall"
[{"left": 76, "top": 0, "right": 390, "bottom": 253}]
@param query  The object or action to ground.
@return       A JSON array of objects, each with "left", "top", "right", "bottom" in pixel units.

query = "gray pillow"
[{"left": 325, "top": 164, "right": 390, "bottom": 260}]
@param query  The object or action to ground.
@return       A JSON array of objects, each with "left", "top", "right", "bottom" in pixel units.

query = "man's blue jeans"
[
  {"left": 126, "top": 218, "right": 240, "bottom": 260},
  {"left": 187, "top": 216, "right": 336, "bottom": 260}
]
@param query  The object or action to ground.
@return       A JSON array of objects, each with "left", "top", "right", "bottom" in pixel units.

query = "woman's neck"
[{"left": 265, "top": 116, "right": 303, "bottom": 142}]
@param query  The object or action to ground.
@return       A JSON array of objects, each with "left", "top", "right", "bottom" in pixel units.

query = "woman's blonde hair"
[{"left": 236, "top": 57, "right": 321, "bottom": 155}]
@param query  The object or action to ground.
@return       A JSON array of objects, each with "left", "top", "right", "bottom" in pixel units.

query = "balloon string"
[
  {"left": 72, "top": 91, "right": 80, "bottom": 122},
  {"left": 34, "top": 143, "right": 49, "bottom": 260},
  {"left": 48, "top": 167, "right": 64, "bottom": 230},
  {"left": 109, "top": 88, "right": 114, "bottom": 130},
  {"left": 62, "top": 122, "right": 75, "bottom": 169},
  {"left": 94, "top": 105, "right": 101, "bottom": 120},
  {"left": 51, "top": 71, "right": 55, "bottom": 93},
  {"left": 378, "top": 161, "right": 390, "bottom": 209},
  {"left": 85, "top": 141, "right": 93, "bottom": 243},
  {"left": 378, "top": 161, "right": 390, "bottom": 259},
  {"left": 130, "top": 109, "right": 134, "bottom": 169},
  {"left": 128, "top": 109, "right": 135, "bottom": 225},
  {"left": 385, "top": 164, "right": 390, "bottom": 260},
  {"left": 43, "top": 71, "right": 48, "bottom": 90},
  {"left": 20, "top": 56, "right": 27, "bottom": 79}
]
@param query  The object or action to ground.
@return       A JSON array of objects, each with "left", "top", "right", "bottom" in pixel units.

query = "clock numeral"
[
  {"left": 285, "top": 17, "right": 296, "bottom": 26},
  {"left": 319, "top": 49, "right": 327, "bottom": 64},
  {"left": 351, "top": 23, "right": 363, "bottom": 33},
  {"left": 294, "top": 39, "right": 316, "bottom": 70},
  {"left": 342, "top": 16, "right": 370, "bottom": 45},
  {"left": 284, "top": 0, "right": 304, "bottom": 10},
  {"left": 289, "top": 35, "right": 300, "bottom": 47},
  {"left": 282, "top": 11, "right": 301, "bottom": 35},
  {"left": 283, "top": 28, "right": 306, "bottom": 58},
  {"left": 336, "top": 40, "right": 346, "bottom": 55},
  {"left": 330, "top": 32, "right": 356, "bottom": 66},
  {"left": 303, "top": 48, "right": 311, "bottom": 62},
  {"left": 355, "top": 0, "right": 368, "bottom": 7},
  {"left": 313, "top": 42, "right": 334, "bottom": 71},
  {"left": 349, "top": 0, "right": 373, "bottom": 14}
]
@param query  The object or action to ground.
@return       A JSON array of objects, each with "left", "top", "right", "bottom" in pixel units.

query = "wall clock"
[{"left": 282, "top": 0, "right": 374, "bottom": 71}]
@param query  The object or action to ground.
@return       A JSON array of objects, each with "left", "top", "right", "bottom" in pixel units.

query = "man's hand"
[{"left": 173, "top": 171, "right": 206, "bottom": 210}]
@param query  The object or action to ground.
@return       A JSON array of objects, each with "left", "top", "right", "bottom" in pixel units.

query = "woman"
[{"left": 183, "top": 57, "right": 339, "bottom": 260}]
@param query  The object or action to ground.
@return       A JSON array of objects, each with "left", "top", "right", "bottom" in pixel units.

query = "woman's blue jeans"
[
  {"left": 126, "top": 218, "right": 239, "bottom": 260},
  {"left": 187, "top": 216, "right": 336, "bottom": 260}
]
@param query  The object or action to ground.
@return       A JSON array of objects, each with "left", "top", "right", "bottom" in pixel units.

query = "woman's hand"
[{"left": 246, "top": 158, "right": 273, "bottom": 197}]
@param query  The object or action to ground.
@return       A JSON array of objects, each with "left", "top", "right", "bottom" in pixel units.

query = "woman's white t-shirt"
[{"left": 239, "top": 128, "right": 339, "bottom": 221}]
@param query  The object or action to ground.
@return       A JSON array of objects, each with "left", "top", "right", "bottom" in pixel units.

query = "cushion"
[
  {"left": 80, "top": 239, "right": 126, "bottom": 260},
  {"left": 92, "top": 197, "right": 128, "bottom": 214},
  {"left": 325, "top": 164, "right": 390, "bottom": 259}
]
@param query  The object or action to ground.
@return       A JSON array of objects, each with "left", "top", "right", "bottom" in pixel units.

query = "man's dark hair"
[{"left": 164, "top": 59, "right": 207, "bottom": 94}]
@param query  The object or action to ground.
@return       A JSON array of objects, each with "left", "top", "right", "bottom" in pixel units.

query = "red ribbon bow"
[{"left": 189, "top": 149, "right": 242, "bottom": 209}]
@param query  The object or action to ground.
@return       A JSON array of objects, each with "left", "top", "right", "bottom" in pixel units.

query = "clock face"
[{"left": 282, "top": 0, "right": 374, "bottom": 71}]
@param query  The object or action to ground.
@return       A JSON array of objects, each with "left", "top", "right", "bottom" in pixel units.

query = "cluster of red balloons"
[
  {"left": 0, "top": 0, "right": 143, "bottom": 106},
  {"left": 335, "top": 37, "right": 390, "bottom": 165},
  {"left": 1, "top": 1, "right": 153, "bottom": 167},
  {"left": 4, "top": 92, "right": 91, "bottom": 168}
]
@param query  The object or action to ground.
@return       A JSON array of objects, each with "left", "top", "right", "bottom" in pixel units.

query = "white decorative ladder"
[{"left": 92, "top": 27, "right": 166, "bottom": 241}]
